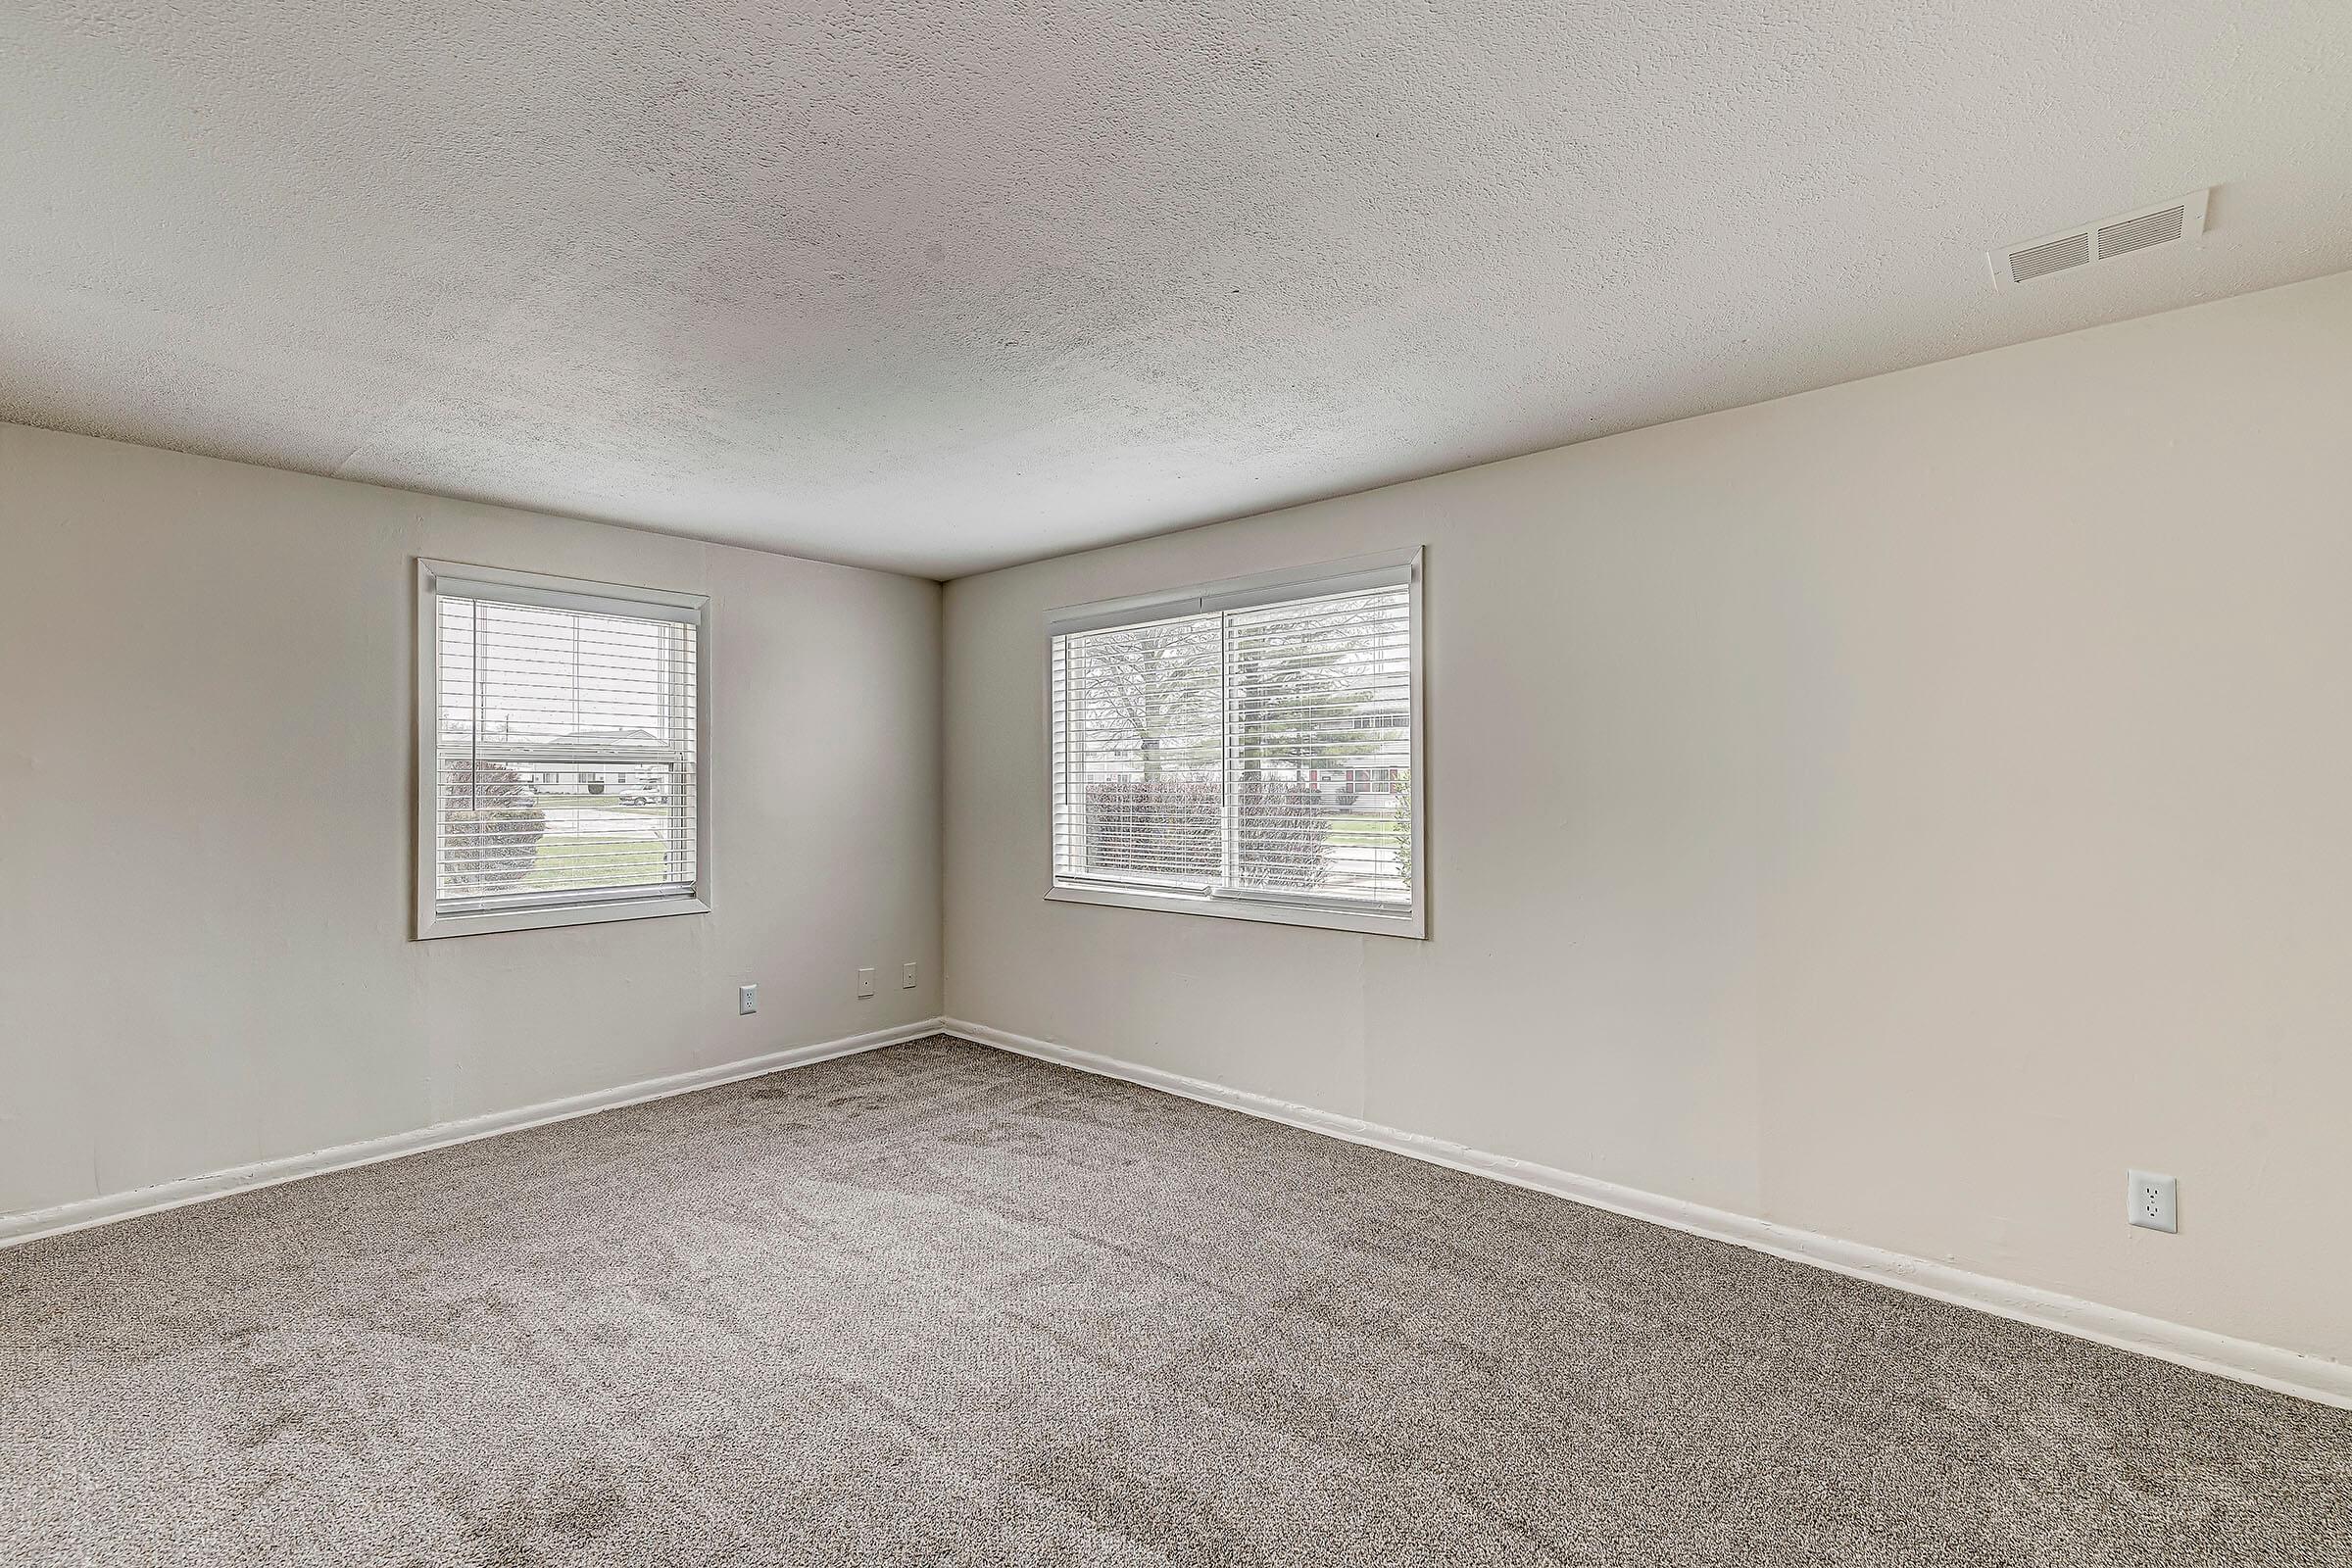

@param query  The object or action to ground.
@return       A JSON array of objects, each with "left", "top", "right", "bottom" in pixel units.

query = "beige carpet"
[{"left": 3, "top": 1035, "right": 2347, "bottom": 1566}]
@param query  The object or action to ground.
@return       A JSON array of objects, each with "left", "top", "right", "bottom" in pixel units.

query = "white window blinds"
[
  {"left": 1050, "top": 553, "right": 1419, "bottom": 930},
  {"left": 424, "top": 566, "right": 703, "bottom": 932}
]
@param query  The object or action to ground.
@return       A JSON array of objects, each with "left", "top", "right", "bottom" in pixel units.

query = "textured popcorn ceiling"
[{"left": 4, "top": 3, "right": 2350, "bottom": 577}]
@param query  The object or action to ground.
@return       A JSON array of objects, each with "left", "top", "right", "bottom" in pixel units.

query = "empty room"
[{"left": 4, "top": 2, "right": 2350, "bottom": 1563}]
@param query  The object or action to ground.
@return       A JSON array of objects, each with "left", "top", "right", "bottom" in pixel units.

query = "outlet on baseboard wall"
[
  {"left": 856, "top": 967, "right": 876, "bottom": 999},
  {"left": 901, "top": 961, "right": 918, "bottom": 990},
  {"left": 2129, "top": 1170, "right": 2177, "bottom": 1233}
]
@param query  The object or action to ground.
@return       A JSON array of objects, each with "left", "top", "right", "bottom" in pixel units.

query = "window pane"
[
  {"left": 435, "top": 595, "right": 696, "bottom": 910},
  {"left": 1053, "top": 613, "right": 1224, "bottom": 886},
  {"left": 438, "top": 599, "right": 690, "bottom": 751},
  {"left": 1047, "top": 565, "right": 1418, "bottom": 924},
  {"left": 1225, "top": 586, "right": 1412, "bottom": 904}
]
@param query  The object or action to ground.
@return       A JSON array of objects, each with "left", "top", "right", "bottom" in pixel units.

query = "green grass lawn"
[
  {"left": 1326, "top": 814, "right": 1404, "bottom": 848},
  {"left": 523, "top": 834, "right": 670, "bottom": 890}
]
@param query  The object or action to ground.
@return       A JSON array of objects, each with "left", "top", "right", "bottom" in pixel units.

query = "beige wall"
[
  {"left": 0, "top": 424, "right": 942, "bottom": 1221},
  {"left": 943, "top": 270, "right": 2352, "bottom": 1367}
]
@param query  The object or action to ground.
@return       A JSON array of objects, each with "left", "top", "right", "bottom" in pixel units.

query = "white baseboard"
[
  {"left": 944, "top": 1017, "right": 2352, "bottom": 1412},
  {"left": 0, "top": 1016, "right": 947, "bottom": 1252}
]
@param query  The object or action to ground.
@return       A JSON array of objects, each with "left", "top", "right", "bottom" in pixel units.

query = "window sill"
[
  {"left": 1045, "top": 881, "right": 1425, "bottom": 939},
  {"left": 416, "top": 894, "right": 709, "bottom": 941}
]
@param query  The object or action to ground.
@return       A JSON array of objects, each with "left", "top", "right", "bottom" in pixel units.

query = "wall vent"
[{"left": 1988, "top": 189, "right": 2209, "bottom": 290}]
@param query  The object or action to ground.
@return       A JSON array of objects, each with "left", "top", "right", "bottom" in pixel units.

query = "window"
[
  {"left": 416, "top": 561, "right": 708, "bottom": 938},
  {"left": 1048, "top": 549, "right": 1423, "bottom": 937}
]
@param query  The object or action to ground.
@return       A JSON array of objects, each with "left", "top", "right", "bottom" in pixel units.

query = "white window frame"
[
  {"left": 1043, "top": 547, "right": 1426, "bottom": 939},
  {"left": 415, "top": 559, "right": 712, "bottom": 940}
]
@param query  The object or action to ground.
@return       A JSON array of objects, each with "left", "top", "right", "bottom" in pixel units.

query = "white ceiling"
[{"left": 4, "top": 3, "right": 2349, "bottom": 578}]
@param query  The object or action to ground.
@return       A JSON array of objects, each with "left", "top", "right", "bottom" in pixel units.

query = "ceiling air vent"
[
  {"left": 2009, "top": 231, "right": 2090, "bottom": 283},
  {"left": 1988, "top": 189, "right": 2209, "bottom": 290},
  {"left": 2098, "top": 204, "right": 2186, "bottom": 259}
]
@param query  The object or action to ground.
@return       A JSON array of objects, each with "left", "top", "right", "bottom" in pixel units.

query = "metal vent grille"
[
  {"left": 2098, "top": 205, "right": 2186, "bottom": 260},
  {"left": 1988, "top": 188, "right": 2210, "bottom": 290},
  {"left": 2010, "top": 232, "right": 2091, "bottom": 283}
]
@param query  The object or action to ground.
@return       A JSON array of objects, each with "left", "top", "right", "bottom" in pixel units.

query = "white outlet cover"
[
  {"left": 2129, "top": 1170, "right": 2178, "bottom": 1233},
  {"left": 738, "top": 984, "right": 758, "bottom": 1015},
  {"left": 901, "top": 961, "right": 918, "bottom": 989},
  {"left": 857, "top": 967, "right": 877, "bottom": 998}
]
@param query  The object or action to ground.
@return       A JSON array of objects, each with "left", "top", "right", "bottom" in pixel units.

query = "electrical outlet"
[
  {"left": 738, "top": 984, "right": 758, "bottom": 1015},
  {"left": 2128, "top": 1170, "right": 2177, "bottom": 1233},
  {"left": 901, "top": 961, "right": 918, "bottom": 990},
  {"left": 857, "top": 967, "right": 876, "bottom": 999}
]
